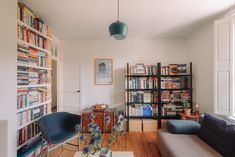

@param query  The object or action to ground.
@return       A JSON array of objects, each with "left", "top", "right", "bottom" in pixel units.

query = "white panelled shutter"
[{"left": 214, "top": 17, "right": 235, "bottom": 116}]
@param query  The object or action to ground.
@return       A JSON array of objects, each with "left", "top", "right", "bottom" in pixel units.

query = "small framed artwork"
[{"left": 94, "top": 59, "right": 113, "bottom": 85}]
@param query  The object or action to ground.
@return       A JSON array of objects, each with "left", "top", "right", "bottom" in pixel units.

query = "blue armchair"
[{"left": 39, "top": 112, "right": 81, "bottom": 157}]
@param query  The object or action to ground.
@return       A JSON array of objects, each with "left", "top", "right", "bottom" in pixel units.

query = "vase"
[
  {"left": 99, "top": 147, "right": 111, "bottom": 157},
  {"left": 184, "top": 109, "right": 191, "bottom": 115}
]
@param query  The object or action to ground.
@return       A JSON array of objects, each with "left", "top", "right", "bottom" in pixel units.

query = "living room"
[{"left": 1, "top": 0, "right": 235, "bottom": 157}]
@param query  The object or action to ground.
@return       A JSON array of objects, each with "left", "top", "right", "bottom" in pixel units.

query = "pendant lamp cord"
[{"left": 117, "top": 0, "right": 120, "bottom": 21}]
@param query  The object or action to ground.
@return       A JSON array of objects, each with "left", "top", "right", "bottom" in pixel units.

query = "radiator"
[{"left": 0, "top": 120, "right": 7, "bottom": 157}]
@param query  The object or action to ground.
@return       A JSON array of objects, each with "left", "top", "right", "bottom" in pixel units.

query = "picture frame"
[{"left": 94, "top": 59, "right": 113, "bottom": 85}]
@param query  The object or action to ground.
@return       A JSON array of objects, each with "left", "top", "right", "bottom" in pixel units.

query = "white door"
[{"left": 60, "top": 61, "right": 81, "bottom": 114}]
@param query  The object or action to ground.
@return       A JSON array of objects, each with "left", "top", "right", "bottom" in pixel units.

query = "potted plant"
[
  {"left": 182, "top": 100, "right": 191, "bottom": 115},
  {"left": 76, "top": 113, "right": 125, "bottom": 157}
]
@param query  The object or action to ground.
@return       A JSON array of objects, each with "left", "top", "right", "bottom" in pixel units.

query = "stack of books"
[
  {"left": 161, "top": 77, "right": 190, "bottom": 89},
  {"left": 17, "top": 88, "right": 28, "bottom": 109},
  {"left": 162, "top": 104, "right": 177, "bottom": 117},
  {"left": 17, "top": 72, "right": 29, "bottom": 85},
  {"left": 38, "top": 51, "right": 47, "bottom": 67},
  {"left": 161, "top": 90, "right": 191, "bottom": 102},
  {"left": 17, "top": 44, "right": 29, "bottom": 65},
  {"left": 28, "top": 47, "right": 38, "bottom": 67},
  {"left": 161, "top": 64, "right": 187, "bottom": 75},
  {"left": 181, "top": 90, "right": 191, "bottom": 100}
]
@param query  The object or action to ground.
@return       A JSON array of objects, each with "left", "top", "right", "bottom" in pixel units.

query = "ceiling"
[{"left": 22, "top": 0, "right": 235, "bottom": 40}]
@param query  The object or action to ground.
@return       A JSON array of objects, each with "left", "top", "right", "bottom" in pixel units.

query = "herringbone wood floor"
[{"left": 49, "top": 132, "right": 161, "bottom": 157}]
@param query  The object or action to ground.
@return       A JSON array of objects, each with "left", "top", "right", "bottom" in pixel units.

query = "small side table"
[{"left": 178, "top": 112, "right": 200, "bottom": 122}]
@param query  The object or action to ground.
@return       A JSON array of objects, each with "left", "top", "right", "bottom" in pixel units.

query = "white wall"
[
  {"left": 186, "top": 22, "right": 214, "bottom": 113},
  {"left": 0, "top": 0, "right": 17, "bottom": 157},
  {"left": 61, "top": 38, "right": 189, "bottom": 110}
]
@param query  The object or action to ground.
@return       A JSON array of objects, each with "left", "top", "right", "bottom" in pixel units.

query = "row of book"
[
  {"left": 17, "top": 69, "right": 51, "bottom": 86},
  {"left": 129, "top": 104, "right": 158, "bottom": 117},
  {"left": 18, "top": 43, "right": 51, "bottom": 68},
  {"left": 127, "top": 64, "right": 157, "bottom": 75},
  {"left": 17, "top": 105, "right": 47, "bottom": 128},
  {"left": 161, "top": 77, "right": 190, "bottom": 89},
  {"left": 125, "top": 77, "right": 158, "bottom": 89},
  {"left": 17, "top": 87, "right": 51, "bottom": 109},
  {"left": 161, "top": 90, "right": 190, "bottom": 102},
  {"left": 17, "top": 121, "right": 40, "bottom": 146},
  {"left": 17, "top": 24, "right": 48, "bottom": 49},
  {"left": 18, "top": 2, "right": 52, "bottom": 37},
  {"left": 161, "top": 64, "right": 187, "bottom": 75},
  {"left": 126, "top": 92, "right": 158, "bottom": 103}
]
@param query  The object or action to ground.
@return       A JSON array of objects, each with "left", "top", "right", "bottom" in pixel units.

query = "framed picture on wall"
[{"left": 95, "top": 59, "right": 113, "bottom": 85}]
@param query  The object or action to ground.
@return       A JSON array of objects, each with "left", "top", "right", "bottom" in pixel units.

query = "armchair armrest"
[{"left": 67, "top": 114, "right": 81, "bottom": 131}]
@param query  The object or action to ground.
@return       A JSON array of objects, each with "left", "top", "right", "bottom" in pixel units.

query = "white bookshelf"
[
  {"left": 17, "top": 84, "right": 51, "bottom": 88},
  {"left": 17, "top": 4, "right": 53, "bottom": 152},
  {"left": 17, "top": 100, "right": 52, "bottom": 113},
  {"left": 17, "top": 117, "right": 41, "bottom": 130},
  {"left": 17, "top": 63, "right": 52, "bottom": 71}
]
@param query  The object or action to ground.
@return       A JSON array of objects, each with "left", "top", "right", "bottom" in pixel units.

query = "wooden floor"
[{"left": 49, "top": 132, "right": 161, "bottom": 157}]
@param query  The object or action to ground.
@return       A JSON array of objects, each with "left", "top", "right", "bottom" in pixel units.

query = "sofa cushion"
[
  {"left": 167, "top": 120, "right": 201, "bottom": 134},
  {"left": 157, "top": 129, "right": 222, "bottom": 157},
  {"left": 198, "top": 113, "right": 235, "bottom": 157}
]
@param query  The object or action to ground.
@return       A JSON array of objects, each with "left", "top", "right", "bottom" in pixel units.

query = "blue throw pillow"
[
  {"left": 167, "top": 120, "right": 201, "bottom": 134},
  {"left": 198, "top": 113, "right": 235, "bottom": 157}
]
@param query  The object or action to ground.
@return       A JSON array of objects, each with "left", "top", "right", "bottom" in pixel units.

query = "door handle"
[{"left": 73, "top": 90, "right": 80, "bottom": 93}]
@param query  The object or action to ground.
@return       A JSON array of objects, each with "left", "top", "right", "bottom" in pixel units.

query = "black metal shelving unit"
[{"left": 125, "top": 62, "right": 193, "bottom": 130}]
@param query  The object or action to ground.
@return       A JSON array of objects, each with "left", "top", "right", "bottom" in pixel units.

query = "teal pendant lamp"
[{"left": 109, "top": 0, "right": 128, "bottom": 40}]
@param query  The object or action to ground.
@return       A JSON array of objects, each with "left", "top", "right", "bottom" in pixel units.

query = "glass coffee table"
[{"left": 73, "top": 151, "right": 134, "bottom": 157}]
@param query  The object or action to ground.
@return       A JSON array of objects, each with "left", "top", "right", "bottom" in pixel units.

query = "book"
[
  {"left": 177, "top": 64, "right": 187, "bottom": 74},
  {"left": 135, "top": 63, "right": 145, "bottom": 75},
  {"left": 161, "top": 91, "right": 170, "bottom": 102},
  {"left": 169, "top": 64, "right": 178, "bottom": 75}
]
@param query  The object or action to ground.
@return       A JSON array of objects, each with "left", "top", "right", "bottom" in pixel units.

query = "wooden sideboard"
[{"left": 82, "top": 108, "right": 116, "bottom": 132}]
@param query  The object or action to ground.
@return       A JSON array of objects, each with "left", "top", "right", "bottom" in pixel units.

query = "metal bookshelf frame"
[{"left": 125, "top": 62, "right": 193, "bottom": 130}]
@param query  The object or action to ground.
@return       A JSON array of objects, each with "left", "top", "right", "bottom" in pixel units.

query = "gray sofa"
[
  {"left": 157, "top": 129, "right": 222, "bottom": 157},
  {"left": 157, "top": 113, "right": 235, "bottom": 157}
]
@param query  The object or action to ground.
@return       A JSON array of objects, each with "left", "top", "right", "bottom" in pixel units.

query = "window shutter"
[{"left": 214, "top": 17, "right": 233, "bottom": 116}]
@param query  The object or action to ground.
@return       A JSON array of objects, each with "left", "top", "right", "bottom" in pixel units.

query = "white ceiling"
[{"left": 22, "top": 0, "right": 235, "bottom": 39}]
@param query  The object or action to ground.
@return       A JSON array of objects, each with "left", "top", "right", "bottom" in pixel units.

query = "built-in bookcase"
[
  {"left": 125, "top": 62, "right": 193, "bottom": 130},
  {"left": 16, "top": 2, "right": 58, "bottom": 155}
]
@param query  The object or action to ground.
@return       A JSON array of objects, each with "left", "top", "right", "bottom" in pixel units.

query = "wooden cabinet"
[{"left": 82, "top": 108, "right": 116, "bottom": 133}]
